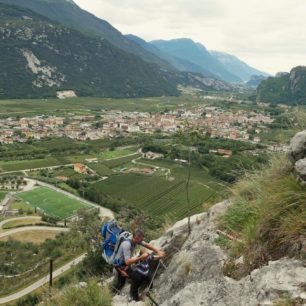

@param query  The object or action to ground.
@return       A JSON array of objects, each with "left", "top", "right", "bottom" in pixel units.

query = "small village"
[{"left": 0, "top": 105, "right": 274, "bottom": 145}]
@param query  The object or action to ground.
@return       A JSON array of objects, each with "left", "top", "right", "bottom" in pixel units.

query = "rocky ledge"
[{"left": 113, "top": 201, "right": 306, "bottom": 306}]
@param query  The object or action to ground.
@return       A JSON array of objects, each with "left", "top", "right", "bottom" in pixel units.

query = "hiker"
[
  {"left": 112, "top": 228, "right": 165, "bottom": 301},
  {"left": 129, "top": 248, "right": 163, "bottom": 301}
]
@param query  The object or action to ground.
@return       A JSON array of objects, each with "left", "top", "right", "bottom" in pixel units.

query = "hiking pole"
[
  {"left": 148, "top": 260, "right": 161, "bottom": 291},
  {"left": 160, "top": 259, "right": 167, "bottom": 270},
  {"left": 146, "top": 292, "right": 160, "bottom": 306}
]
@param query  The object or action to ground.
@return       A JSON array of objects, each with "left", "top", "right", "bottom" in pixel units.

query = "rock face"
[
  {"left": 256, "top": 66, "right": 306, "bottom": 105},
  {"left": 288, "top": 130, "right": 306, "bottom": 183},
  {"left": 113, "top": 200, "right": 306, "bottom": 306}
]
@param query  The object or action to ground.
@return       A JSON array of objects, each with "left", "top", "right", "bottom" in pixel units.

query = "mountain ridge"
[
  {"left": 150, "top": 38, "right": 242, "bottom": 83},
  {"left": 0, "top": 3, "right": 180, "bottom": 99}
]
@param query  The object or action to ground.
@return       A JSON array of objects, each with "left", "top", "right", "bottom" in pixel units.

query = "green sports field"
[{"left": 17, "top": 187, "right": 90, "bottom": 219}]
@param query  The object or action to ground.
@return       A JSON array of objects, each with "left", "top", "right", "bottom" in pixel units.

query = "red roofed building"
[{"left": 74, "top": 163, "right": 87, "bottom": 174}]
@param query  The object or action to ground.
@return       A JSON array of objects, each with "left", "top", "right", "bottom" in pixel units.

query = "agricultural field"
[
  {"left": 16, "top": 187, "right": 90, "bottom": 219},
  {"left": 0, "top": 95, "right": 219, "bottom": 118},
  {"left": 87, "top": 163, "right": 113, "bottom": 176},
  {"left": 102, "top": 153, "right": 142, "bottom": 168},
  {"left": 0, "top": 157, "right": 64, "bottom": 172},
  {"left": 92, "top": 159, "right": 220, "bottom": 219},
  {"left": 99, "top": 149, "right": 137, "bottom": 160}
]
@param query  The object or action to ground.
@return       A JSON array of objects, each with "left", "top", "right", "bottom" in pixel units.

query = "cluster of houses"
[{"left": 0, "top": 105, "right": 275, "bottom": 145}]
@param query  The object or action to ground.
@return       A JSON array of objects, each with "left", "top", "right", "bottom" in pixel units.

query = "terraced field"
[{"left": 17, "top": 187, "right": 90, "bottom": 219}]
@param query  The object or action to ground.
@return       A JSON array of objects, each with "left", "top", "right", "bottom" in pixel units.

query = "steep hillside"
[
  {"left": 0, "top": 0, "right": 171, "bottom": 68},
  {"left": 257, "top": 66, "right": 306, "bottom": 104},
  {"left": 113, "top": 130, "right": 306, "bottom": 306},
  {"left": 0, "top": 3, "right": 179, "bottom": 98},
  {"left": 151, "top": 38, "right": 242, "bottom": 83},
  {"left": 210, "top": 51, "right": 269, "bottom": 82}
]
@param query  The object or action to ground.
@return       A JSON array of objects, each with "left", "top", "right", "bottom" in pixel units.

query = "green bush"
[{"left": 45, "top": 281, "right": 112, "bottom": 306}]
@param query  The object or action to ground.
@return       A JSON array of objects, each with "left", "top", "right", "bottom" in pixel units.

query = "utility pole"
[
  {"left": 186, "top": 148, "right": 191, "bottom": 235},
  {"left": 49, "top": 259, "right": 53, "bottom": 289}
]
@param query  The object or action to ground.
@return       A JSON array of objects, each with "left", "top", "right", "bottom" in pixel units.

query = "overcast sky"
[{"left": 74, "top": 0, "right": 305, "bottom": 75}]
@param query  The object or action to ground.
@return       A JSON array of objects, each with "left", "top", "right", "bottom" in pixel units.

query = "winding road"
[
  {"left": 0, "top": 225, "right": 69, "bottom": 239},
  {"left": 0, "top": 253, "right": 86, "bottom": 305}
]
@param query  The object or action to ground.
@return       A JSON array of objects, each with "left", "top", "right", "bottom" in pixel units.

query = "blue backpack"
[{"left": 101, "top": 220, "right": 132, "bottom": 266}]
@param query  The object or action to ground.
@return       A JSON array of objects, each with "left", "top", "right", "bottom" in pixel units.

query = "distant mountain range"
[
  {"left": 209, "top": 51, "right": 269, "bottom": 82},
  {"left": 0, "top": 0, "right": 269, "bottom": 99},
  {"left": 257, "top": 66, "right": 306, "bottom": 105}
]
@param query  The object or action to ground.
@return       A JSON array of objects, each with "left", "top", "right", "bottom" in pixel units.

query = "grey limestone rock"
[
  {"left": 112, "top": 201, "right": 306, "bottom": 306},
  {"left": 288, "top": 130, "right": 306, "bottom": 163}
]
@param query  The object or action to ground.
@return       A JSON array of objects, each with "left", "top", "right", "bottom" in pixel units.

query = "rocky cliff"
[
  {"left": 257, "top": 66, "right": 306, "bottom": 105},
  {"left": 113, "top": 200, "right": 306, "bottom": 306}
]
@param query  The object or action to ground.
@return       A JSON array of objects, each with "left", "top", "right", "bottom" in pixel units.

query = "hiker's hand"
[
  {"left": 157, "top": 250, "right": 166, "bottom": 258},
  {"left": 140, "top": 253, "right": 149, "bottom": 260}
]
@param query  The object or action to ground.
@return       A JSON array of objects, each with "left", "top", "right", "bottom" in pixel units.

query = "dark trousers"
[{"left": 113, "top": 268, "right": 152, "bottom": 301}]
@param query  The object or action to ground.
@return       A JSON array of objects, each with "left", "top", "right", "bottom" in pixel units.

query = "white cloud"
[{"left": 74, "top": 0, "right": 306, "bottom": 74}]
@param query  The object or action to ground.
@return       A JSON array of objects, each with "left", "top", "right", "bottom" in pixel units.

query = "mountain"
[
  {"left": 150, "top": 38, "right": 242, "bottom": 83},
  {"left": 0, "top": 3, "right": 179, "bottom": 99},
  {"left": 210, "top": 51, "right": 269, "bottom": 82},
  {"left": 0, "top": 0, "right": 171, "bottom": 68},
  {"left": 126, "top": 35, "right": 217, "bottom": 79},
  {"left": 246, "top": 75, "right": 268, "bottom": 87},
  {"left": 256, "top": 66, "right": 306, "bottom": 104}
]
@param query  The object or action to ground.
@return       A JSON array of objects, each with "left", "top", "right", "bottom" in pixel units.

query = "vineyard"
[{"left": 93, "top": 170, "right": 218, "bottom": 219}]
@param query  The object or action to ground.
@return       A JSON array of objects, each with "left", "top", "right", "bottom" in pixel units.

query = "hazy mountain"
[
  {"left": 210, "top": 51, "right": 269, "bottom": 82},
  {"left": 0, "top": 0, "right": 171, "bottom": 68},
  {"left": 257, "top": 66, "right": 306, "bottom": 104},
  {"left": 126, "top": 34, "right": 217, "bottom": 79},
  {"left": 0, "top": 3, "right": 179, "bottom": 99},
  {"left": 150, "top": 38, "right": 242, "bottom": 83},
  {"left": 246, "top": 75, "right": 268, "bottom": 88}
]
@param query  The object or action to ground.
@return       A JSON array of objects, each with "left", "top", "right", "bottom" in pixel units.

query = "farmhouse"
[
  {"left": 144, "top": 151, "right": 164, "bottom": 160},
  {"left": 74, "top": 163, "right": 87, "bottom": 174},
  {"left": 217, "top": 149, "right": 233, "bottom": 157}
]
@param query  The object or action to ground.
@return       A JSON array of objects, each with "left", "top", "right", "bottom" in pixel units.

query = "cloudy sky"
[{"left": 74, "top": 0, "right": 305, "bottom": 75}]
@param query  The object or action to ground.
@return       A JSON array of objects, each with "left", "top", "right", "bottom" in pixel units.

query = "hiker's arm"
[
  {"left": 125, "top": 253, "right": 148, "bottom": 266},
  {"left": 141, "top": 242, "right": 165, "bottom": 258}
]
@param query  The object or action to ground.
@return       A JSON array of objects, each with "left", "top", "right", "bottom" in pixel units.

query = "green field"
[
  {"left": 99, "top": 149, "right": 137, "bottom": 160},
  {"left": 0, "top": 192, "right": 7, "bottom": 201},
  {"left": 17, "top": 187, "right": 90, "bottom": 219},
  {"left": 87, "top": 163, "right": 113, "bottom": 176},
  {"left": 0, "top": 157, "right": 64, "bottom": 172},
  {"left": 103, "top": 153, "right": 141, "bottom": 168},
  {"left": 0, "top": 95, "right": 214, "bottom": 118}
]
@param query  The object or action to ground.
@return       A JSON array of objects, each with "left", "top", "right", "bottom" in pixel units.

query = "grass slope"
[
  {"left": 218, "top": 155, "right": 306, "bottom": 278},
  {"left": 17, "top": 187, "right": 89, "bottom": 219},
  {"left": 0, "top": 191, "right": 7, "bottom": 201}
]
